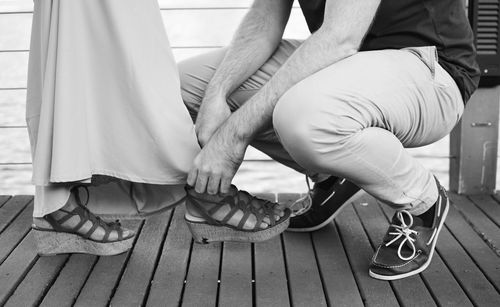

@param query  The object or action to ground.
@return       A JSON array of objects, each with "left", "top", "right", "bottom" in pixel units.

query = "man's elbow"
[{"left": 316, "top": 27, "right": 361, "bottom": 58}]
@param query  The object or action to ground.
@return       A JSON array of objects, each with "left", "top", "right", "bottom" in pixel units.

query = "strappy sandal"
[
  {"left": 32, "top": 186, "right": 135, "bottom": 256},
  {"left": 184, "top": 186, "right": 290, "bottom": 244}
]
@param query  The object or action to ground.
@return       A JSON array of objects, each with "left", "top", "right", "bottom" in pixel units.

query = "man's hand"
[
  {"left": 194, "top": 0, "right": 292, "bottom": 147},
  {"left": 187, "top": 126, "right": 247, "bottom": 195},
  {"left": 195, "top": 93, "right": 231, "bottom": 147}
]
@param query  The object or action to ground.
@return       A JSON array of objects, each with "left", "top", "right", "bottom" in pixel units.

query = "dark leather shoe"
[
  {"left": 369, "top": 180, "right": 449, "bottom": 280},
  {"left": 288, "top": 176, "right": 362, "bottom": 232}
]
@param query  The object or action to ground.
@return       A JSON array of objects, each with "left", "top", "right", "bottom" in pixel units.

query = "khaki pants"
[{"left": 179, "top": 40, "right": 464, "bottom": 214}]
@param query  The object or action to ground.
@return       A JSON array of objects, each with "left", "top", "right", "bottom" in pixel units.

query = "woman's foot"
[
  {"left": 184, "top": 185, "right": 290, "bottom": 243},
  {"left": 32, "top": 186, "right": 135, "bottom": 256}
]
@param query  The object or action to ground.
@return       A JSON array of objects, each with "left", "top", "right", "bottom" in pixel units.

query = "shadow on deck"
[{"left": 0, "top": 192, "right": 499, "bottom": 306}]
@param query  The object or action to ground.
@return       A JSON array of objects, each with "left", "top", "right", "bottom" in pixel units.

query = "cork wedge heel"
[
  {"left": 33, "top": 186, "right": 135, "bottom": 256},
  {"left": 33, "top": 228, "right": 134, "bottom": 256},
  {"left": 185, "top": 217, "right": 289, "bottom": 244},
  {"left": 184, "top": 186, "right": 290, "bottom": 244}
]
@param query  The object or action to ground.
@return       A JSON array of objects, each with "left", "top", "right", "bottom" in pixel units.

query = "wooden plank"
[
  {"left": 73, "top": 220, "right": 142, "bottom": 307},
  {"left": 282, "top": 232, "right": 326, "bottom": 307},
  {"left": 39, "top": 254, "right": 97, "bottom": 307},
  {"left": 0, "top": 195, "right": 32, "bottom": 234},
  {"left": 386, "top": 194, "right": 500, "bottom": 306},
  {"left": 435, "top": 226, "right": 500, "bottom": 305},
  {"left": 470, "top": 194, "right": 500, "bottom": 227},
  {"left": 449, "top": 86, "right": 500, "bottom": 194},
  {"left": 353, "top": 195, "right": 437, "bottom": 307},
  {"left": 254, "top": 235, "right": 290, "bottom": 307},
  {"left": 450, "top": 194, "right": 500, "bottom": 255},
  {"left": 280, "top": 193, "right": 326, "bottom": 307},
  {"left": 445, "top": 203, "right": 500, "bottom": 291},
  {"left": 253, "top": 193, "right": 289, "bottom": 306},
  {"left": 311, "top": 223, "right": 364, "bottom": 307},
  {"left": 109, "top": 210, "right": 173, "bottom": 307},
  {"left": 335, "top": 204, "right": 400, "bottom": 307},
  {"left": 420, "top": 253, "right": 475, "bottom": 307},
  {"left": 181, "top": 241, "right": 222, "bottom": 307},
  {"left": 379, "top": 205, "right": 474, "bottom": 307},
  {"left": 146, "top": 206, "right": 192, "bottom": 307},
  {"left": 218, "top": 242, "right": 253, "bottom": 307},
  {"left": 0, "top": 233, "right": 38, "bottom": 305},
  {"left": 0, "top": 203, "right": 32, "bottom": 264},
  {"left": 4, "top": 253, "right": 69, "bottom": 307},
  {"left": 0, "top": 195, "right": 11, "bottom": 208}
]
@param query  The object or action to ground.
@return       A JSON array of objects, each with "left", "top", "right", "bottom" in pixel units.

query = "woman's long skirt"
[{"left": 27, "top": 0, "right": 200, "bottom": 217}]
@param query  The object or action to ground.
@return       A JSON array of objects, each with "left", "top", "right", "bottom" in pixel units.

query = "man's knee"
[{"left": 272, "top": 84, "right": 363, "bottom": 170}]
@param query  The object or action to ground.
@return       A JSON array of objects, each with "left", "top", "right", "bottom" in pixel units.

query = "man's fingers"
[
  {"left": 195, "top": 173, "right": 208, "bottom": 194},
  {"left": 220, "top": 177, "right": 232, "bottom": 195},
  {"left": 187, "top": 168, "right": 198, "bottom": 187},
  {"left": 207, "top": 175, "right": 221, "bottom": 195}
]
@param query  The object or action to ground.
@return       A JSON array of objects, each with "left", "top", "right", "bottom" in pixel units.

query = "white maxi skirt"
[{"left": 27, "top": 0, "right": 200, "bottom": 217}]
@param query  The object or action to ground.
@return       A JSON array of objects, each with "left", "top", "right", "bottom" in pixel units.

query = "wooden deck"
[{"left": 0, "top": 193, "right": 498, "bottom": 307}]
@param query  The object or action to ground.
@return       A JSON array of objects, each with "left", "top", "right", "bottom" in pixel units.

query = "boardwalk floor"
[{"left": 0, "top": 192, "right": 499, "bottom": 307}]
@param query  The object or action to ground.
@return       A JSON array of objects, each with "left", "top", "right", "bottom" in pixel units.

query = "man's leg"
[
  {"left": 272, "top": 46, "right": 463, "bottom": 279},
  {"left": 179, "top": 40, "right": 316, "bottom": 178},
  {"left": 179, "top": 40, "right": 307, "bottom": 242}
]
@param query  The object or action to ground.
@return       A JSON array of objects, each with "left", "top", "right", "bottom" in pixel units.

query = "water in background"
[{"left": 0, "top": 146, "right": 452, "bottom": 195}]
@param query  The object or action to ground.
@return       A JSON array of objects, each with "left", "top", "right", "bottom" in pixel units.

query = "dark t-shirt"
[{"left": 298, "top": 0, "right": 481, "bottom": 103}]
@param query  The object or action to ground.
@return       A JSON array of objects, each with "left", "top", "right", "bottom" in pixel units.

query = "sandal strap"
[
  {"left": 42, "top": 213, "right": 68, "bottom": 232},
  {"left": 83, "top": 217, "right": 100, "bottom": 239},
  {"left": 41, "top": 185, "right": 128, "bottom": 242},
  {"left": 69, "top": 207, "right": 90, "bottom": 233},
  {"left": 220, "top": 205, "right": 241, "bottom": 225},
  {"left": 50, "top": 208, "right": 75, "bottom": 227},
  {"left": 188, "top": 197, "right": 220, "bottom": 225},
  {"left": 187, "top": 187, "right": 284, "bottom": 231},
  {"left": 237, "top": 209, "right": 252, "bottom": 230}
]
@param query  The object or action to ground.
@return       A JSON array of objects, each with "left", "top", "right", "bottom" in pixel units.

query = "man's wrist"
[
  {"left": 222, "top": 114, "right": 253, "bottom": 145},
  {"left": 205, "top": 83, "right": 231, "bottom": 101}
]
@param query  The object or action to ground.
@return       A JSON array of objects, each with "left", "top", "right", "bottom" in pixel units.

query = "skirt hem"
[{"left": 32, "top": 169, "right": 187, "bottom": 187}]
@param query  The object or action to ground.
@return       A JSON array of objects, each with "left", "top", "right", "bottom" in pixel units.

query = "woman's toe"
[{"left": 122, "top": 229, "right": 134, "bottom": 238}]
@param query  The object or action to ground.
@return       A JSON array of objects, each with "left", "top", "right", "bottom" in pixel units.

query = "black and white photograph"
[{"left": 0, "top": 0, "right": 499, "bottom": 306}]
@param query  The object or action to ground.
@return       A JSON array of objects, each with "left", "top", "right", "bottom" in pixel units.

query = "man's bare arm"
[
  {"left": 195, "top": 0, "right": 293, "bottom": 146},
  {"left": 205, "top": 0, "right": 293, "bottom": 99},
  {"left": 188, "top": 0, "right": 382, "bottom": 194},
  {"left": 224, "top": 0, "right": 382, "bottom": 142}
]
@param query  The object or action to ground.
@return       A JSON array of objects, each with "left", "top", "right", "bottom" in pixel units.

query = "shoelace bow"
[
  {"left": 385, "top": 210, "right": 418, "bottom": 261},
  {"left": 289, "top": 175, "right": 313, "bottom": 217}
]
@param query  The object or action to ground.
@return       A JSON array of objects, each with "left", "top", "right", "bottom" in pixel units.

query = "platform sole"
[
  {"left": 33, "top": 229, "right": 134, "bottom": 256},
  {"left": 185, "top": 218, "right": 290, "bottom": 244}
]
